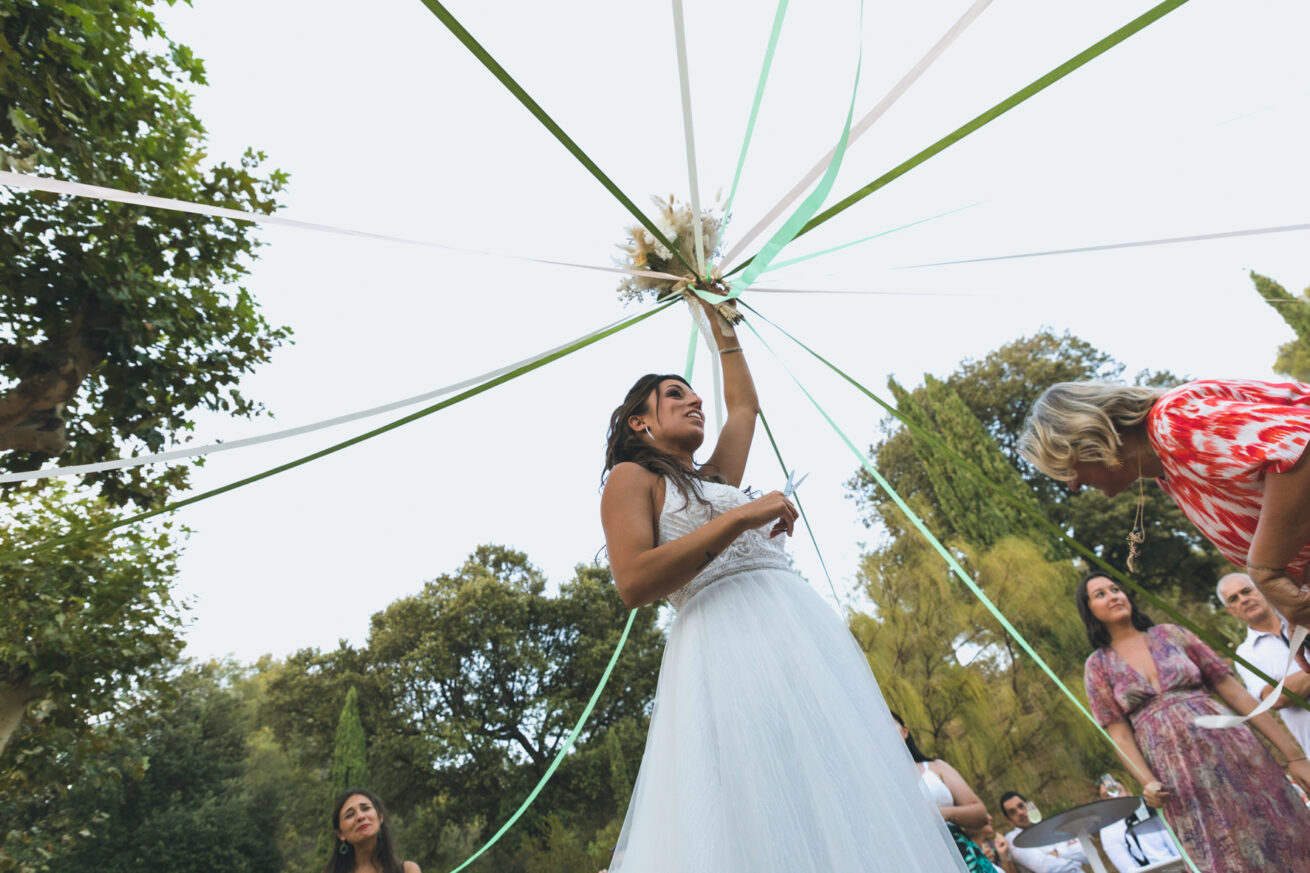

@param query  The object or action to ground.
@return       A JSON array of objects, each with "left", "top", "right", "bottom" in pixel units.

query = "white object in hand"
[{"left": 782, "top": 469, "right": 809, "bottom": 499}]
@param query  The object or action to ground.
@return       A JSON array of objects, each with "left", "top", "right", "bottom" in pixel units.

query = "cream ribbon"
[
  {"left": 899, "top": 221, "right": 1310, "bottom": 269},
  {"left": 0, "top": 313, "right": 639, "bottom": 484},
  {"left": 0, "top": 170, "right": 684, "bottom": 283},
  {"left": 1196, "top": 624, "right": 1308, "bottom": 729},
  {"left": 717, "top": 0, "right": 993, "bottom": 274},
  {"left": 671, "top": 0, "right": 708, "bottom": 278}
]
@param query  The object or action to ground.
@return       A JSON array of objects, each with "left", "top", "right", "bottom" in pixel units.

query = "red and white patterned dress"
[{"left": 1146, "top": 379, "right": 1310, "bottom": 578}]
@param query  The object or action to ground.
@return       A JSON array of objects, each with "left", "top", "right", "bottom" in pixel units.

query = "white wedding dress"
[{"left": 610, "top": 479, "right": 968, "bottom": 872}]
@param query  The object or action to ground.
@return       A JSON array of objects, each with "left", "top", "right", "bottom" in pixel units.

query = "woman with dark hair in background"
[
  {"left": 890, "top": 712, "right": 1007, "bottom": 873},
  {"left": 1078, "top": 572, "right": 1310, "bottom": 869},
  {"left": 324, "top": 787, "right": 420, "bottom": 873},
  {"left": 599, "top": 294, "right": 967, "bottom": 873}
]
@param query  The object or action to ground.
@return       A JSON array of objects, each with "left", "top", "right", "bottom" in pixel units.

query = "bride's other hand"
[{"left": 733, "top": 490, "right": 797, "bottom": 538}]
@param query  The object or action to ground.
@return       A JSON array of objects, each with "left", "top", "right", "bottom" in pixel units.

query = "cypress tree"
[
  {"left": 1250, "top": 271, "right": 1310, "bottom": 382},
  {"left": 888, "top": 375, "right": 1046, "bottom": 549},
  {"left": 330, "top": 686, "right": 368, "bottom": 796}
]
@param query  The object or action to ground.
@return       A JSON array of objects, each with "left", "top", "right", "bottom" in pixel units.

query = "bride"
[{"left": 600, "top": 296, "right": 968, "bottom": 872}]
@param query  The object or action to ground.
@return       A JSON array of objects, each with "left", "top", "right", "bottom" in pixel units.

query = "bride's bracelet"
[
  {"left": 719, "top": 346, "right": 743, "bottom": 355},
  {"left": 1247, "top": 562, "right": 1287, "bottom": 574}
]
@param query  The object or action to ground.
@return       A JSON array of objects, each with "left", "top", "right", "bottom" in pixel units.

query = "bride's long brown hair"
[{"left": 603, "top": 374, "right": 724, "bottom": 507}]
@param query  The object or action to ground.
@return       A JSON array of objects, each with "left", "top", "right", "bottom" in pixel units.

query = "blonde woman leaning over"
[{"left": 1020, "top": 379, "right": 1310, "bottom": 637}]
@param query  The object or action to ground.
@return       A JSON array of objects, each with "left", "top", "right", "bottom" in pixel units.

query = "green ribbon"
[
  {"left": 726, "top": 0, "right": 1191, "bottom": 278},
  {"left": 724, "top": 0, "right": 864, "bottom": 297},
  {"left": 766, "top": 201, "right": 983, "bottom": 271},
  {"left": 413, "top": 0, "right": 692, "bottom": 277},
  {"left": 6, "top": 303, "right": 676, "bottom": 561},
  {"left": 757, "top": 409, "right": 842, "bottom": 610},
  {"left": 740, "top": 301, "right": 1310, "bottom": 713},
  {"left": 446, "top": 609, "right": 638, "bottom": 873},
  {"left": 722, "top": 0, "right": 790, "bottom": 222},
  {"left": 738, "top": 313, "right": 1201, "bottom": 872},
  {"left": 684, "top": 319, "right": 700, "bottom": 382}
]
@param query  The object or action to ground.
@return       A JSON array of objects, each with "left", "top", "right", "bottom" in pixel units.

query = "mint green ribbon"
[
  {"left": 767, "top": 201, "right": 983, "bottom": 271},
  {"left": 738, "top": 313, "right": 1201, "bottom": 872},
  {"left": 725, "top": 0, "right": 864, "bottom": 297},
  {"left": 684, "top": 319, "right": 700, "bottom": 382},
  {"left": 741, "top": 301, "right": 1309, "bottom": 713},
  {"left": 446, "top": 609, "right": 638, "bottom": 873},
  {"left": 725, "top": 0, "right": 1192, "bottom": 279},
  {"left": 722, "top": 0, "right": 790, "bottom": 222}
]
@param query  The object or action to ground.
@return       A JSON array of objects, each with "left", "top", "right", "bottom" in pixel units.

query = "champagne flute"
[{"left": 1025, "top": 800, "right": 1043, "bottom": 823}]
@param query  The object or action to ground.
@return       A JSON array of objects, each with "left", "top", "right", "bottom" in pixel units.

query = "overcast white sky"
[{"left": 135, "top": 0, "right": 1309, "bottom": 663}]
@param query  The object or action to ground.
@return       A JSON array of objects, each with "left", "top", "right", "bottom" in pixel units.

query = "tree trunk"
[
  {"left": 0, "top": 684, "right": 42, "bottom": 754},
  {"left": 0, "top": 311, "right": 103, "bottom": 455}
]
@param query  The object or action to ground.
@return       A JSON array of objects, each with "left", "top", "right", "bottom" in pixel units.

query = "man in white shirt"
[
  {"left": 999, "top": 791, "right": 1089, "bottom": 873},
  {"left": 1095, "top": 780, "right": 1181, "bottom": 872},
  {"left": 1219, "top": 572, "right": 1310, "bottom": 756}
]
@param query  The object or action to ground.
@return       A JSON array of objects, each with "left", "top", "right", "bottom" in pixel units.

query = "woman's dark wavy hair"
[
  {"left": 1076, "top": 570, "right": 1154, "bottom": 649},
  {"left": 323, "top": 787, "right": 404, "bottom": 873},
  {"left": 889, "top": 711, "right": 931, "bottom": 764},
  {"left": 603, "top": 373, "right": 724, "bottom": 507}
]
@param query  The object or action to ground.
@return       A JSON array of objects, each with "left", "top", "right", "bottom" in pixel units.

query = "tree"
[
  {"left": 0, "top": 479, "right": 184, "bottom": 768},
  {"left": 851, "top": 331, "right": 1229, "bottom": 603},
  {"left": 1250, "top": 271, "right": 1310, "bottom": 382},
  {"left": 260, "top": 546, "right": 666, "bottom": 872},
  {"left": 0, "top": 482, "right": 186, "bottom": 869},
  {"left": 19, "top": 662, "right": 291, "bottom": 873},
  {"left": 886, "top": 375, "right": 1046, "bottom": 549},
  {"left": 0, "top": 0, "right": 290, "bottom": 508},
  {"left": 855, "top": 527, "right": 1113, "bottom": 811},
  {"left": 365, "top": 546, "right": 663, "bottom": 869},
  {"left": 844, "top": 333, "right": 1233, "bottom": 817},
  {"left": 330, "top": 686, "right": 369, "bottom": 797}
]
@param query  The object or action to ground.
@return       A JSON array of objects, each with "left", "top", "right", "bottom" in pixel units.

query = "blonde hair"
[{"left": 1018, "top": 382, "right": 1165, "bottom": 481}]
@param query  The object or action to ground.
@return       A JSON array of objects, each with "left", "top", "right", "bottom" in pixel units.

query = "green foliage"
[
  {"left": 261, "top": 546, "right": 664, "bottom": 872},
  {"left": 1250, "top": 271, "right": 1310, "bottom": 382},
  {"left": 21, "top": 663, "right": 289, "bottom": 873},
  {"left": 887, "top": 374, "right": 1045, "bottom": 548},
  {"left": 330, "top": 686, "right": 369, "bottom": 797},
  {"left": 11, "top": 543, "right": 662, "bottom": 873},
  {"left": 0, "top": 480, "right": 186, "bottom": 870},
  {"left": 0, "top": 0, "right": 290, "bottom": 508},
  {"left": 845, "top": 330, "right": 1238, "bottom": 819},
  {"left": 852, "top": 330, "right": 1229, "bottom": 603},
  {"left": 856, "top": 529, "right": 1112, "bottom": 810}
]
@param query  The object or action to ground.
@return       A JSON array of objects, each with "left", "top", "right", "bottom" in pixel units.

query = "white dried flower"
[{"left": 614, "top": 195, "right": 723, "bottom": 305}]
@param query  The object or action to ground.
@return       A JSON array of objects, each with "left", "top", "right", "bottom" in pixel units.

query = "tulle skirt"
[{"left": 611, "top": 568, "right": 969, "bottom": 873}]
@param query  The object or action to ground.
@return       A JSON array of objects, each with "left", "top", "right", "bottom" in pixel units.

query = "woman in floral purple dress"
[{"left": 1079, "top": 573, "right": 1310, "bottom": 870}]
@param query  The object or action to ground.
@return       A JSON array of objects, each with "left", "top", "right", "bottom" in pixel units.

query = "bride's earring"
[{"left": 645, "top": 427, "right": 653, "bottom": 439}]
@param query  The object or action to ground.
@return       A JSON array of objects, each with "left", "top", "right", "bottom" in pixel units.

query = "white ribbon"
[
  {"left": 685, "top": 298, "right": 726, "bottom": 431},
  {"left": 671, "top": 0, "right": 708, "bottom": 278},
  {"left": 717, "top": 0, "right": 993, "bottom": 274},
  {"left": 1196, "top": 624, "right": 1308, "bottom": 729},
  {"left": 748, "top": 285, "right": 979, "bottom": 296},
  {"left": 898, "top": 222, "right": 1310, "bottom": 269},
  {"left": 0, "top": 313, "right": 639, "bottom": 484},
  {"left": 0, "top": 170, "right": 684, "bottom": 284}
]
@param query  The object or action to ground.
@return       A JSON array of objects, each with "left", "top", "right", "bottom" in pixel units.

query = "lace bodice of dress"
[{"left": 658, "top": 478, "right": 791, "bottom": 611}]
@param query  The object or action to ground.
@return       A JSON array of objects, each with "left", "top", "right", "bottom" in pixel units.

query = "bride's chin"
[{"left": 681, "top": 432, "right": 707, "bottom": 452}]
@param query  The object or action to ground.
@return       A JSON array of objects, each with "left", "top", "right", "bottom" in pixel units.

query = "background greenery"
[{"left": 4, "top": 1, "right": 1309, "bottom": 871}]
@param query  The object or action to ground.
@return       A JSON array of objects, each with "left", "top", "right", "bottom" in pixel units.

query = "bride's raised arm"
[{"left": 697, "top": 295, "right": 759, "bottom": 489}]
